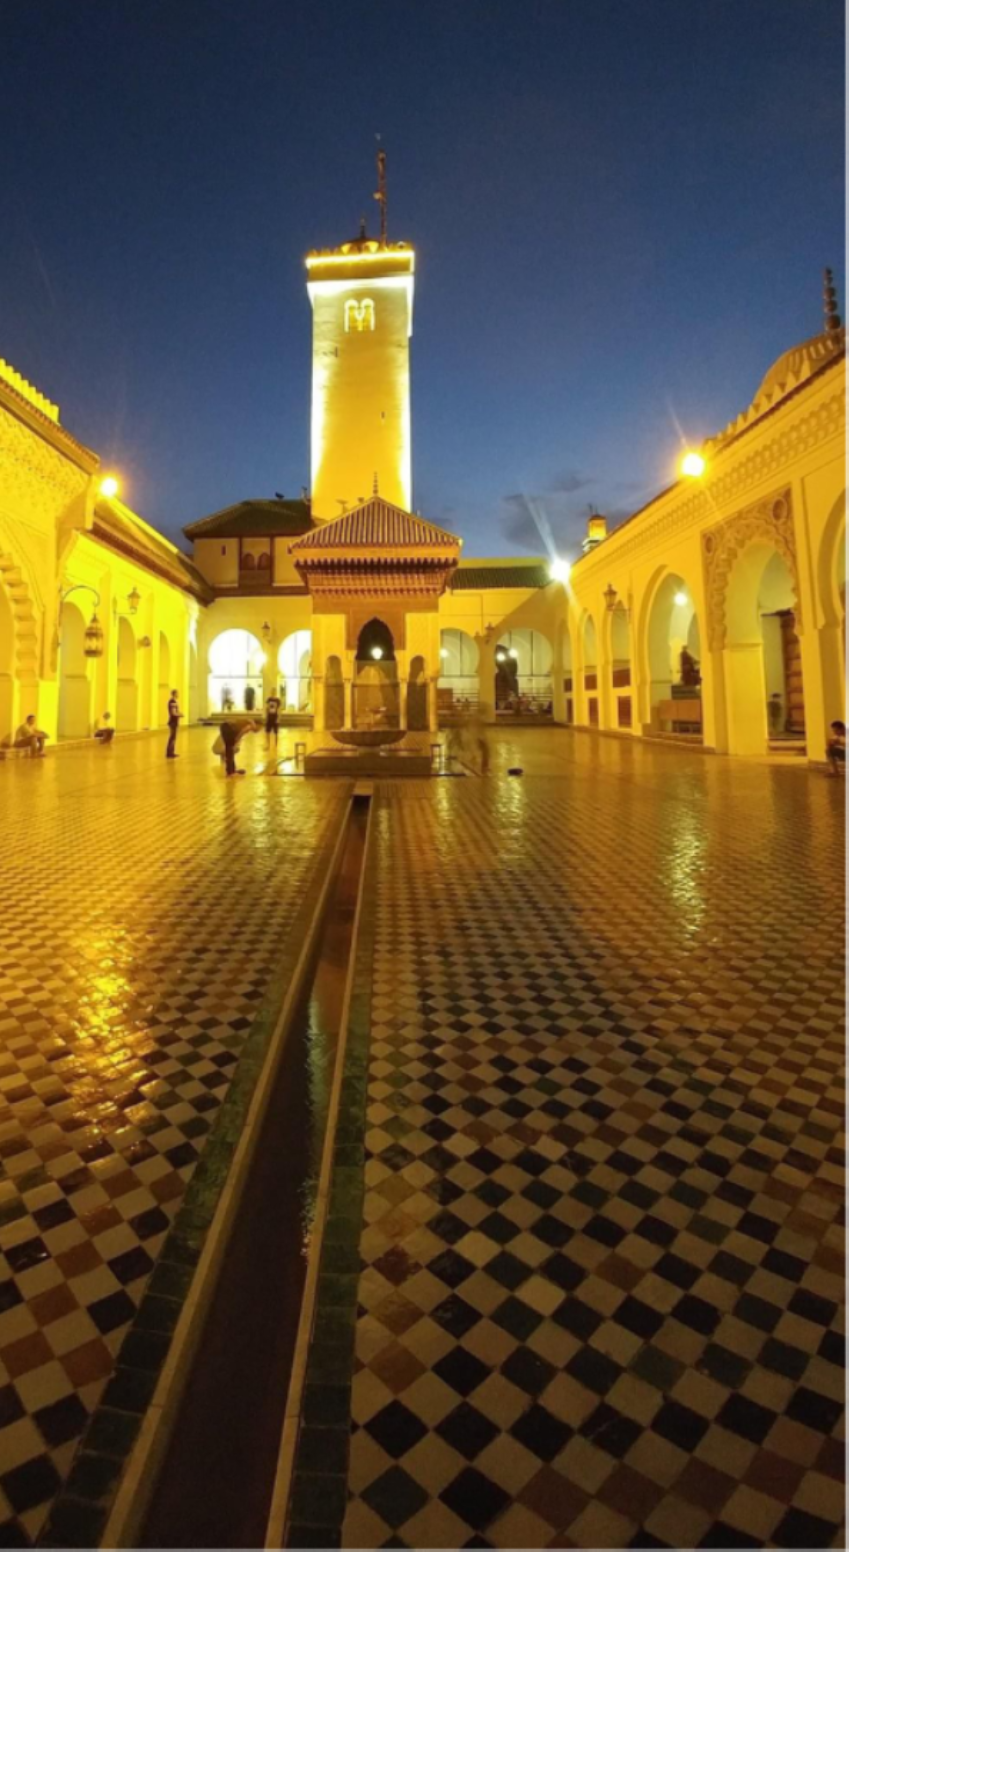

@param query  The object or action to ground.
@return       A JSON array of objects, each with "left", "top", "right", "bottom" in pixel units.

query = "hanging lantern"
[{"left": 84, "top": 613, "right": 105, "bottom": 658}]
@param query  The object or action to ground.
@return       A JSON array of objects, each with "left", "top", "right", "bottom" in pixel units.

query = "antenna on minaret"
[
  {"left": 374, "top": 138, "right": 388, "bottom": 247},
  {"left": 824, "top": 267, "right": 843, "bottom": 334}
]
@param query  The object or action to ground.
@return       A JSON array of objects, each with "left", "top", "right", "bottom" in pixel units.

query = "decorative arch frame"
[
  {"left": 701, "top": 487, "right": 800, "bottom": 651},
  {"left": 0, "top": 546, "right": 41, "bottom": 688},
  {"left": 347, "top": 610, "right": 404, "bottom": 652}
]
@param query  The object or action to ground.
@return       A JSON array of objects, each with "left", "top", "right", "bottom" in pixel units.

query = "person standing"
[
  {"left": 217, "top": 715, "right": 259, "bottom": 776},
  {"left": 264, "top": 689, "right": 281, "bottom": 754},
  {"left": 166, "top": 690, "right": 182, "bottom": 759}
]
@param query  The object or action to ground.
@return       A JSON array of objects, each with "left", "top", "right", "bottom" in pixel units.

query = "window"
[
  {"left": 345, "top": 297, "right": 375, "bottom": 332},
  {"left": 240, "top": 551, "right": 254, "bottom": 571},
  {"left": 257, "top": 552, "right": 271, "bottom": 571}
]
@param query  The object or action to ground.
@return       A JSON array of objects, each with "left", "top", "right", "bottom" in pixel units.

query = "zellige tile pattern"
[
  {"left": 285, "top": 731, "right": 846, "bottom": 1550},
  {"left": 0, "top": 733, "right": 346, "bottom": 1547}
]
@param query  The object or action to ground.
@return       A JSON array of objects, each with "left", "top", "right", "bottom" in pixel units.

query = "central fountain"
[{"left": 288, "top": 490, "right": 462, "bottom": 777}]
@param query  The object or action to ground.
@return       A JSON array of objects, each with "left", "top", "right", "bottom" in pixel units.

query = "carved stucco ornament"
[{"left": 701, "top": 486, "right": 799, "bottom": 651}]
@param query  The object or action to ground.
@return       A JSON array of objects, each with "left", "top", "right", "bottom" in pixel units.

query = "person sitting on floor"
[
  {"left": 14, "top": 715, "right": 48, "bottom": 756},
  {"left": 827, "top": 720, "right": 848, "bottom": 776},
  {"left": 94, "top": 713, "right": 115, "bottom": 744}
]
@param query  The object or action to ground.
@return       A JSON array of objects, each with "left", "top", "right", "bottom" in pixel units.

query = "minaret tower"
[{"left": 306, "top": 150, "right": 414, "bottom": 520}]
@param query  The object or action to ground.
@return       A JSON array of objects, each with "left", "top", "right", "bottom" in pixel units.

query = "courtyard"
[{"left": 0, "top": 729, "right": 845, "bottom": 1550}]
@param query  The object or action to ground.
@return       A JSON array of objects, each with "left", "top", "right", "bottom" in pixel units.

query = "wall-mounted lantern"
[
  {"left": 84, "top": 612, "right": 105, "bottom": 657},
  {"left": 60, "top": 584, "right": 105, "bottom": 659},
  {"left": 127, "top": 587, "right": 141, "bottom": 614}
]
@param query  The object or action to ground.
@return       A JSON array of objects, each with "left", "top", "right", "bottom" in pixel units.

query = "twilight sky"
[{"left": 1, "top": 0, "right": 845, "bottom": 560}]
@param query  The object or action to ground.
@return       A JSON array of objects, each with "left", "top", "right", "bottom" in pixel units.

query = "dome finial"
[{"left": 824, "top": 267, "right": 843, "bottom": 334}]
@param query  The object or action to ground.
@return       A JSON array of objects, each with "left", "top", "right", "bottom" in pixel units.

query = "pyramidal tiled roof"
[
  {"left": 293, "top": 494, "right": 460, "bottom": 556},
  {"left": 450, "top": 560, "right": 553, "bottom": 591},
  {"left": 183, "top": 498, "right": 311, "bottom": 540}
]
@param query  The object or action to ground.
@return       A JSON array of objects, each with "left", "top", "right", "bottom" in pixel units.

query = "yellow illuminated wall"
[
  {"left": 307, "top": 245, "right": 414, "bottom": 519},
  {"left": 569, "top": 337, "right": 846, "bottom": 763}
]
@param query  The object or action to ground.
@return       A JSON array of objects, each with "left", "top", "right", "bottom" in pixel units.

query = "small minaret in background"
[
  {"left": 306, "top": 148, "right": 414, "bottom": 520},
  {"left": 581, "top": 512, "right": 607, "bottom": 554}
]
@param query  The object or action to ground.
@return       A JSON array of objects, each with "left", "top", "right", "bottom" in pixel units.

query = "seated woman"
[{"left": 94, "top": 713, "right": 115, "bottom": 744}]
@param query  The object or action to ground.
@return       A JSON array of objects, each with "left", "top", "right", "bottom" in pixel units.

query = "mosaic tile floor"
[
  {"left": 283, "top": 731, "right": 846, "bottom": 1550},
  {"left": 0, "top": 731, "right": 346, "bottom": 1546}
]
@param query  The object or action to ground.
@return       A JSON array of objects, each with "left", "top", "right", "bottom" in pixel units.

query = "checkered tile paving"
[
  {"left": 331, "top": 735, "right": 846, "bottom": 1549},
  {"left": 0, "top": 732, "right": 345, "bottom": 1546}
]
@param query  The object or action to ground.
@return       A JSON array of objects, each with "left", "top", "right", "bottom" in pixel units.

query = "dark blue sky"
[{"left": 1, "top": 0, "right": 844, "bottom": 559}]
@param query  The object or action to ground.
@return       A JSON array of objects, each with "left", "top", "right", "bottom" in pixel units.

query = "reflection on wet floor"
[
  {"left": 282, "top": 737, "right": 846, "bottom": 1551},
  {"left": 1, "top": 726, "right": 845, "bottom": 1549},
  {"left": 0, "top": 730, "right": 346, "bottom": 1546}
]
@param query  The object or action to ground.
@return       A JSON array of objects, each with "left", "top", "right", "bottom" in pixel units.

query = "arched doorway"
[
  {"left": 58, "top": 603, "right": 90, "bottom": 738},
  {"left": 118, "top": 617, "right": 138, "bottom": 732},
  {"left": 157, "top": 634, "right": 172, "bottom": 727},
  {"left": 495, "top": 629, "right": 553, "bottom": 718},
  {"left": 354, "top": 619, "right": 400, "bottom": 732},
  {"left": 610, "top": 606, "right": 633, "bottom": 729},
  {"left": 277, "top": 629, "right": 313, "bottom": 712},
  {"left": 208, "top": 628, "right": 265, "bottom": 715},
  {"left": 188, "top": 640, "right": 198, "bottom": 722},
  {"left": 324, "top": 657, "right": 344, "bottom": 732},
  {"left": 717, "top": 545, "right": 800, "bottom": 755},
  {"left": 439, "top": 628, "right": 479, "bottom": 719},
  {"left": 582, "top": 614, "right": 599, "bottom": 726},
  {"left": 0, "top": 584, "right": 14, "bottom": 745},
  {"left": 645, "top": 574, "right": 702, "bottom": 737}
]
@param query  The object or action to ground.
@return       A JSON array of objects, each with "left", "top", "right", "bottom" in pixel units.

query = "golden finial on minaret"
[
  {"left": 824, "top": 267, "right": 843, "bottom": 334},
  {"left": 374, "top": 141, "right": 388, "bottom": 247}
]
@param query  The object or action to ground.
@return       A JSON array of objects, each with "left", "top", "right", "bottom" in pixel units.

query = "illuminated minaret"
[{"left": 306, "top": 152, "right": 414, "bottom": 519}]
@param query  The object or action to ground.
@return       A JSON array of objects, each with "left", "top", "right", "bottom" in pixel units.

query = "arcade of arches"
[
  {"left": 570, "top": 333, "right": 846, "bottom": 764},
  {"left": 2, "top": 321, "right": 843, "bottom": 764}
]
